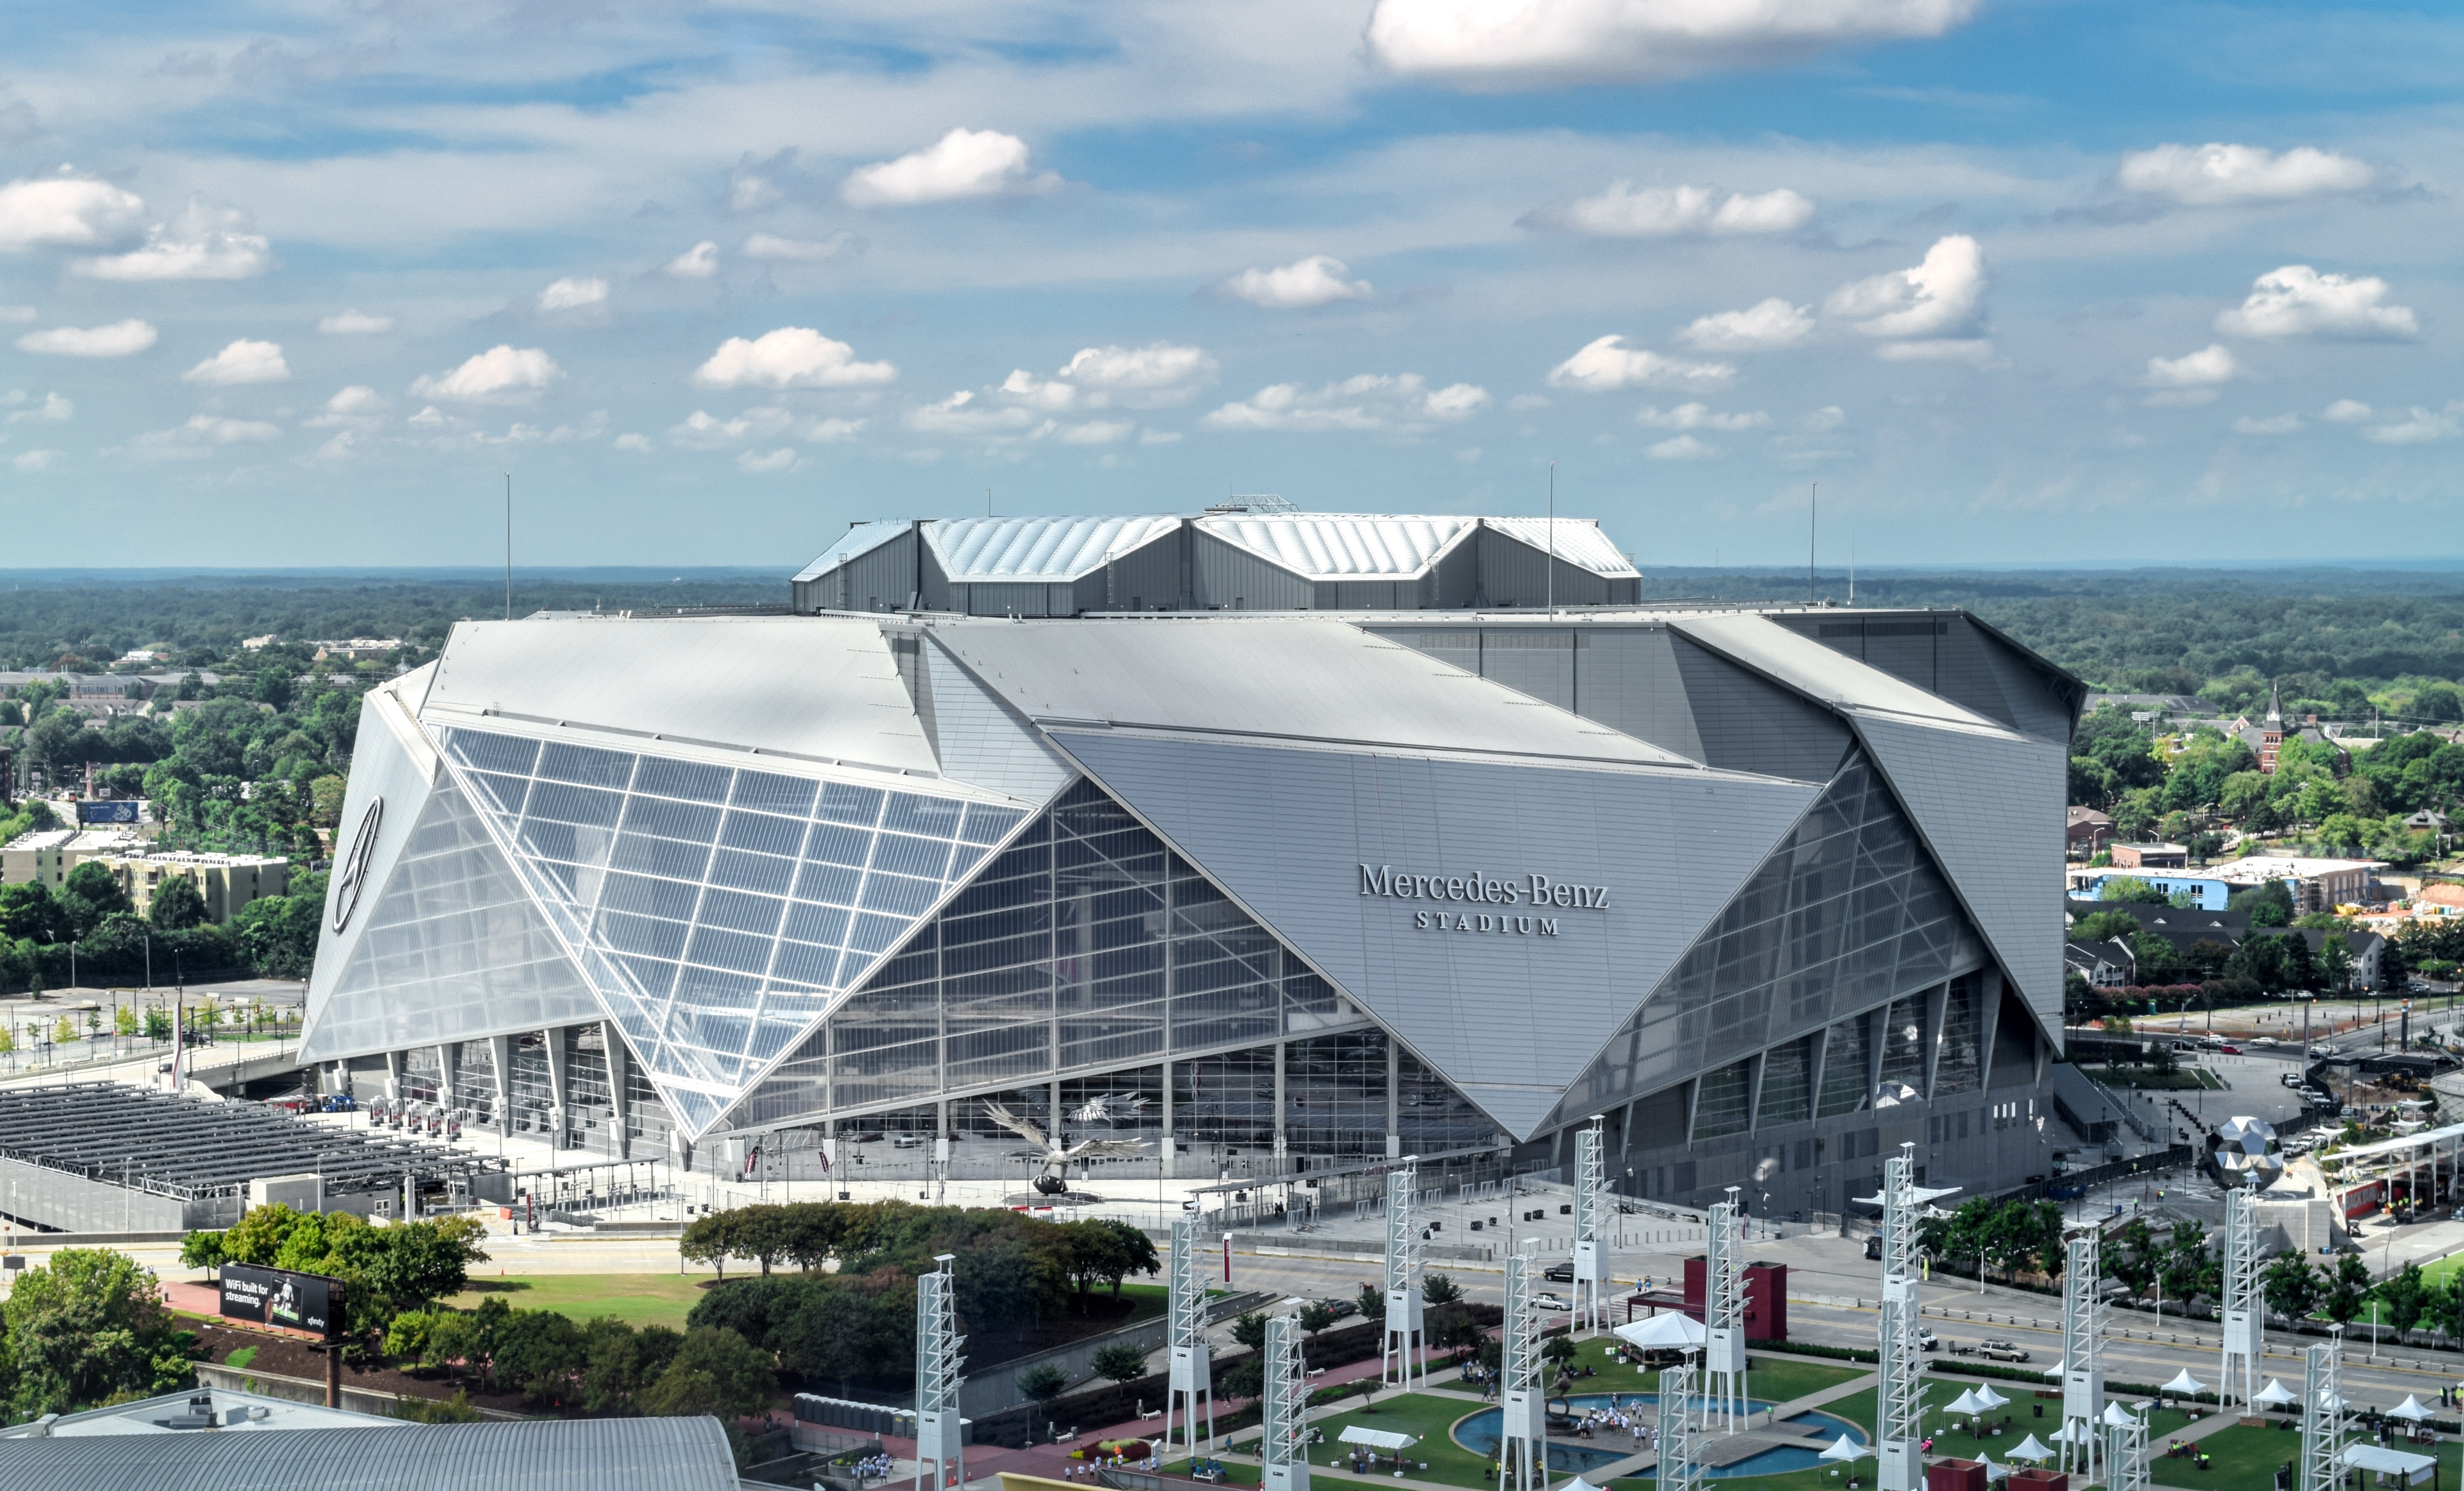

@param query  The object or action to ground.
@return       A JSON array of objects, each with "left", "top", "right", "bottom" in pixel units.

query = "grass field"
[{"left": 448, "top": 1273, "right": 716, "bottom": 1330}]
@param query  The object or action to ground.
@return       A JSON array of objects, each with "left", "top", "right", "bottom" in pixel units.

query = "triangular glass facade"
[
  {"left": 436, "top": 726, "right": 1027, "bottom": 1135},
  {"left": 1551, "top": 751, "right": 1986, "bottom": 1125},
  {"left": 722, "top": 777, "right": 1388, "bottom": 1131}
]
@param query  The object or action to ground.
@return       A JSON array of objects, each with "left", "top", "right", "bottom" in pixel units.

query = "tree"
[
  {"left": 4, "top": 1247, "right": 198, "bottom": 1416},
  {"left": 148, "top": 876, "right": 208, "bottom": 930},
  {"left": 641, "top": 1326, "right": 774, "bottom": 1420},
  {"left": 496, "top": 1308, "right": 586, "bottom": 1406},
  {"left": 2261, "top": 1253, "right": 2322, "bottom": 1321},
  {"left": 1230, "top": 1310, "right": 1269, "bottom": 1351},
  {"left": 1422, "top": 1274, "right": 1464, "bottom": 1306},
  {"left": 1297, "top": 1301, "right": 1337, "bottom": 1336},
  {"left": 2378, "top": 1261, "right": 2430, "bottom": 1335},
  {"left": 1065, "top": 1218, "right": 1160, "bottom": 1300},
  {"left": 1092, "top": 1343, "right": 1150, "bottom": 1384},
  {"left": 1355, "top": 1283, "right": 1387, "bottom": 1327},
  {"left": 2322, "top": 1254, "right": 2373, "bottom": 1326},
  {"left": 1018, "top": 1363, "right": 1068, "bottom": 1403},
  {"left": 2099, "top": 877, "right": 2172, "bottom": 905},
  {"left": 58, "top": 860, "right": 131, "bottom": 936},
  {"left": 1218, "top": 1356, "right": 1265, "bottom": 1401}
]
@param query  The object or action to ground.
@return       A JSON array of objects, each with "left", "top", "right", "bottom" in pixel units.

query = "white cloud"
[
  {"left": 5, "top": 392, "right": 71, "bottom": 423},
  {"left": 410, "top": 345, "right": 563, "bottom": 403},
  {"left": 1872, "top": 338, "right": 1995, "bottom": 365},
  {"left": 137, "top": 413, "right": 282, "bottom": 457},
  {"left": 318, "top": 309, "right": 393, "bottom": 335},
  {"left": 15, "top": 320, "right": 156, "bottom": 357},
  {"left": 1646, "top": 434, "right": 1717, "bottom": 460},
  {"left": 12, "top": 449, "right": 60, "bottom": 472},
  {"left": 738, "top": 447, "right": 801, "bottom": 473},
  {"left": 1540, "top": 182, "right": 1812, "bottom": 237},
  {"left": 313, "top": 430, "right": 360, "bottom": 461},
  {"left": 183, "top": 339, "right": 290, "bottom": 385},
  {"left": 0, "top": 175, "right": 143, "bottom": 250},
  {"left": 2364, "top": 406, "right": 2461, "bottom": 445},
  {"left": 1637, "top": 403, "right": 1767, "bottom": 431},
  {"left": 805, "top": 417, "right": 867, "bottom": 442},
  {"left": 2216, "top": 265, "right": 2418, "bottom": 340},
  {"left": 2234, "top": 413, "right": 2303, "bottom": 435},
  {"left": 664, "top": 241, "right": 719, "bottom": 279},
  {"left": 1547, "top": 335, "right": 1734, "bottom": 391},
  {"left": 842, "top": 128, "right": 1059, "bottom": 206},
  {"left": 2139, "top": 344, "right": 2240, "bottom": 406},
  {"left": 613, "top": 433, "right": 653, "bottom": 453},
  {"left": 1217, "top": 255, "right": 1375, "bottom": 309},
  {"left": 306, "top": 386, "right": 386, "bottom": 427},
  {"left": 744, "top": 232, "right": 855, "bottom": 262},
  {"left": 1804, "top": 406, "right": 1846, "bottom": 431},
  {"left": 909, "top": 390, "right": 1041, "bottom": 436},
  {"left": 1676, "top": 298, "right": 1814, "bottom": 351},
  {"left": 73, "top": 199, "right": 269, "bottom": 280},
  {"left": 668, "top": 407, "right": 795, "bottom": 448},
  {"left": 2117, "top": 143, "right": 2376, "bottom": 206},
  {"left": 1052, "top": 342, "right": 1218, "bottom": 408},
  {"left": 1366, "top": 0, "right": 1980, "bottom": 85},
  {"left": 692, "top": 327, "right": 896, "bottom": 389},
  {"left": 1456, "top": 446, "right": 1482, "bottom": 463},
  {"left": 1201, "top": 373, "right": 1488, "bottom": 432},
  {"left": 0, "top": 305, "right": 32, "bottom": 323},
  {"left": 1055, "top": 419, "right": 1136, "bottom": 445},
  {"left": 2323, "top": 399, "right": 2374, "bottom": 423},
  {"left": 1826, "top": 235, "right": 1985, "bottom": 339},
  {"left": 729, "top": 172, "right": 783, "bottom": 213},
  {"left": 1506, "top": 394, "right": 1550, "bottom": 412},
  {"left": 408, "top": 406, "right": 450, "bottom": 428},
  {"left": 537, "top": 276, "right": 609, "bottom": 312},
  {"left": 1139, "top": 428, "right": 1183, "bottom": 445}
]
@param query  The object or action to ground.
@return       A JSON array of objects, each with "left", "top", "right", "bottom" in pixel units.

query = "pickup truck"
[{"left": 1977, "top": 1339, "right": 2031, "bottom": 1363}]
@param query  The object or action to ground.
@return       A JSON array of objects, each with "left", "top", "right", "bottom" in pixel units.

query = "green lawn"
[
  {"left": 448, "top": 1273, "right": 716, "bottom": 1330},
  {"left": 2152, "top": 1424, "right": 2462, "bottom": 1489}
]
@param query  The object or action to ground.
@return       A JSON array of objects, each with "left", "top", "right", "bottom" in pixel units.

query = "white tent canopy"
[
  {"left": 1819, "top": 1436, "right": 1870, "bottom": 1463},
  {"left": 1979, "top": 1455, "right": 2009, "bottom": 1483},
  {"left": 2162, "top": 1369, "right": 2207, "bottom": 1396},
  {"left": 1972, "top": 1386, "right": 2010, "bottom": 1410},
  {"left": 2389, "top": 1396, "right": 2433, "bottom": 1423},
  {"left": 2053, "top": 1422, "right": 2096, "bottom": 1445},
  {"left": 1948, "top": 1390, "right": 1985, "bottom": 1416},
  {"left": 2254, "top": 1380, "right": 2298, "bottom": 1407},
  {"left": 2342, "top": 1445, "right": 2438, "bottom": 1477},
  {"left": 1613, "top": 1314, "right": 1707, "bottom": 1348},
  {"left": 1339, "top": 1427, "right": 1417, "bottom": 1451},
  {"left": 2041, "top": 1362, "right": 2066, "bottom": 1378},
  {"left": 2102, "top": 1403, "right": 2145, "bottom": 1428},
  {"left": 1558, "top": 1478, "right": 1606, "bottom": 1491},
  {"left": 2009, "top": 1436, "right": 2054, "bottom": 1463}
]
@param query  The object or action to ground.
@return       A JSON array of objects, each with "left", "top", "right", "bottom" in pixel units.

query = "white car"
[{"left": 1534, "top": 1292, "right": 1574, "bottom": 1313}]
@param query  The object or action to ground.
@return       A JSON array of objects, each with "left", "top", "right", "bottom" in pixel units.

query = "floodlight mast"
[
  {"left": 1703, "top": 1188, "right": 1747, "bottom": 1432},
  {"left": 1657, "top": 1361, "right": 1707, "bottom": 1491},
  {"left": 1573, "top": 1119, "right": 1610, "bottom": 1335},
  {"left": 1166, "top": 1215, "right": 1215, "bottom": 1462},
  {"left": 1496, "top": 1247, "right": 1546, "bottom": 1491},
  {"left": 1261, "top": 1300, "right": 1311, "bottom": 1491},
  {"left": 914, "top": 1253, "right": 965, "bottom": 1491},
  {"left": 1382, "top": 1160, "right": 1426, "bottom": 1391},
  {"left": 2059, "top": 1230, "right": 2105, "bottom": 1480},
  {"left": 2299, "top": 1334, "right": 2345, "bottom": 1491},
  {"left": 2104, "top": 1402, "right": 2151, "bottom": 1491},
  {"left": 1861, "top": 1142, "right": 1956, "bottom": 1491},
  {"left": 2220, "top": 1186, "right": 2264, "bottom": 1412}
]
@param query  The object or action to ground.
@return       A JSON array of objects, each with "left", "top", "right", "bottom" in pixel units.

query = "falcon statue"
[{"left": 983, "top": 1100, "right": 1147, "bottom": 1194}]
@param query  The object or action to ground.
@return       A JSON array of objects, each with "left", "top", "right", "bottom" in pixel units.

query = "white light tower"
[
  {"left": 1656, "top": 1362, "right": 1706, "bottom": 1491},
  {"left": 1702, "top": 1188, "right": 1748, "bottom": 1432},
  {"left": 2299, "top": 1335, "right": 2345, "bottom": 1491},
  {"left": 914, "top": 1253, "right": 966, "bottom": 1491},
  {"left": 1497, "top": 1247, "right": 1547, "bottom": 1491},
  {"left": 2059, "top": 1231, "right": 2105, "bottom": 1480},
  {"left": 1382, "top": 1161, "right": 1426, "bottom": 1391},
  {"left": 1262, "top": 1300, "right": 1311, "bottom": 1491},
  {"left": 1166, "top": 1215, "right": 1213, "bottom": 1463},
  {"left": 2101, "top": 1403, "right": 2149, "bottom": 1491},
  {"left": 2220, "top": 1185, "right": 2264, "bottom": 1412},
  {"left": 1573, "top": 1119, "right": 1611, "bottom": 1335},
  {"left": 1861, "top": 1143, "right": 1954, "bottom": 1491}
]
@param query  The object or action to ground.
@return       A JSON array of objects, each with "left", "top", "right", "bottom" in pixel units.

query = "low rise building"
[
  {"left": 2108, "top": 841, "right": 2188, "bottom": 869},
  {"left": 2066, "top": 805, "right": 2113, "bottom": 857},
  {"left": 2205, "top": 855, "right": 2384, "bottom": 915},
  {"left": 101, "top": 850, "right": 289, "bottom": 922},
  {"left": 1, "top": 828, "right": 149, "bottom": 887},
  {"left": 2065, "top": 868, "right": 2229, "bottom": 910}
]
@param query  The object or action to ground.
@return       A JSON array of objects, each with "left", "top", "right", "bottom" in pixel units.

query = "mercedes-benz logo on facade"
[{"left": 332, "top": 798, "right": 385, "bottom": 933}]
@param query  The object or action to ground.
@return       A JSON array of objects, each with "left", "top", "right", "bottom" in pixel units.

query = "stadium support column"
[
  {"left": 1497, "top": 1247, "right": 1546, "bottom": 1491},
  {"left": 1273, "top": 1042, "right": 1288, "bottom": 1176},
  {"left": 603, "top": 1023, "right": 630, "bottom": 1161},
  {"left": 1657, "top": 1362, "right": 1705, "bottom": 1491},
  {"left": 2300, "top": 1335, "right": 2345, "bottom": 1491},
  {"left": 1870, "top": 1144, "right": 1925, "bottom": 1491},
  {"left": 2060, "top": 1230, "right": 2105, "bottom": 1480},
  {"left": 488, "top": 1034, "right": 511, "bottom": 1138},
  {"left": 1261, "top": 1300, "right": 1311, "bottom": 1491},
  {"left": 1162, "top": 1062, "right": 1175, "bottom": 1181},
  {"left": 1703, "top": 1188, "right": 1746, "bottom": 1432},
  {"left": 2102, "top": 1403, "right": 2149, "bottom": 1491},
  {"left": 1573, "top": 1119, "right": 1610, "bottom": 1335},
  {"left": 1166, "top": 1215, "right": 1213, "bottom": 1462},
  {"left": 2220, "top": 1187, "right": 2263, "bottom": 1412},
  {"left": 1386, "top": 1040, "right": 1400, "bottom": 1159},
  {"left": 915, "top": 1253, "right": 966, "bottom": 1491},
  {"left": 1382, "top": 1161, "right": 1424, "bottom": 1391},
  {"left": 543, "top": 1027, "right": 568, "bottom": 1150}
]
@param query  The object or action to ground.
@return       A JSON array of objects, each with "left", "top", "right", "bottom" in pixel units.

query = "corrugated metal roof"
[
  {"left": 793, "top": 520, "right": 913, "bottom": 583},
  {"left": 0, "top": 1415, "right": 740, "bottom": 1491},
  {"left": 923, "top": 516, "right": 1182, "bottom": 581},
  {"left": 1479, "top": 516, "right": 1640, "bottom": 578},
  {"left": 1193, "top": 514, "right": 1476, "bottom": 580},
  {"left": 932, "top": 619, "right": 1702, "bottom": 768},
  {"left": 1666, "top": 613, "right": 2003, "bottom": 730}
]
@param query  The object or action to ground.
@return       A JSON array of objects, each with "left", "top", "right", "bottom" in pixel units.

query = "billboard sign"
[
  {"left": 78, "top": 799, "right": 141, "bottom": 824},
  {"left": 220, "top": 1262, "right": 345, "bottom": 1339}
]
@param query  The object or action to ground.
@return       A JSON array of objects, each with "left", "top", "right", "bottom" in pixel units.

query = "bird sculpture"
[{"left": 983, "top": 1100, "right": 1148, "bottom": 1194}]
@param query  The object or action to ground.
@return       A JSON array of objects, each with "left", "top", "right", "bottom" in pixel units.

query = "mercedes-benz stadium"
[{"left": 300, "top": 511, "right": 2079, "bottom": 1218}]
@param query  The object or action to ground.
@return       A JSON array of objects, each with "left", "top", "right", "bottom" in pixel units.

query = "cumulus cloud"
[
  {"left": 728, "top": 171, "right": 783, "bottom": 213},
  {"left": 842, "top": 128, "right": 1059, "bottom": 206},
  {"left": 1216, "top": 255, "right": 1375, "bottom": 309},
  {"left": 668, "top": 407, "right": 796, "bottom": 448},
  {"left": 1547, "top": 335, "right": 1734, "bottom": 391},
  {"left": 15, "top": 319, "right": 156, "bottom": 357},
  {"left": 5, "top": 391, "right": 72, "bottom": 423},
  {"left": 664, "top": 241, "right": 719, "bottom": 279},
  {"left": 1365, "top": 0, "right": 1982, "bottom": 86},
  {"left": 1826, "top": 235, "right": 1985, "bottom": 339},
  {"left": 136, "top": 413, "right": 282, "bottom": 457},
  {"left": 1532, "top": 182, "right": 1812, "bottom": 237},
  {"left": 2215, "top": 265, "right": 2418, "bottom": 340},
  {"left": 2364, "top": 405, "right": 2462, "bottom": 445},
  {"left": 0, "top": 305, "right": 34, "bottom": 322},
  {"left": 2233, "top": 413, "right": 2303, "bottom": 435},
  {"left": 0, "top": 174, "right": 144, "bottom": 250},
  {"left": 692, "top": 327, "right": 896, "bottom": 390},
  {"left": 738, "top": 448, "right": 801, "bottom": 474},
  {"left": 13, "top": 449, "right": 60, "bottom": 472},
  {"left": 908, "top": 390, "right": 1043, "bottom": 437},
  {"left": 1029, "top": 342, "right": 1219, "bottom": 409},
  {"left": 183, "top": 339, "right": 289, "bottom": 385},
  {"left": 1646, "top": 434, "right": 1717, "bottom": 459},
  {"left": 319, "top": 308, "right": 393, "bottom": 335},
  {"left": 537, "top": 276, "right": 609, "bottom": 313},
  {"left": 1803, "top": 406, "right": 1845, "bottom": 431},
  {"left": 1676, "top": 298, "right": 1814, "bottom": 352},
  {"left": 613, "top": 433, "right": 654, "bottom": 453},
  {"left": 305, "top": 386, "right": 386, "bottom": 427},
  {"left": 1200, "top": 373, "right": 1489, "bottom": 433},
  {"left": 807, "top": 417, "right": 867, "bottom": 442},
  {"left": 1872, "top": 338, "right": 1995, "bottom": 365},
  {"left": 2139, "top": 344, "right": 2240, "bottom": 406},
  {"left": 744, "top": 232, "right": 855, "bottom": 262},
  {"left": 2117, "top": 143, "right": 2376, "bottom": 206},
  {"left": 410, "top": 345, "right": 563, "bottom": 403},
  {"left": 73, "top": 199, "right": 269, "bottom": 280},
  {"left": 2323, "top": 399, "right": 2374, "bottom": 423},
  {"left": 1637, "top": 403, "right": 1767, "bottom": 430}
]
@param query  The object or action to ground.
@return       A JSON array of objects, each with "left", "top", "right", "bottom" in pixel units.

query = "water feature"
[{"left": 1451, "top": 1393, "right": 1870, "bottom": 1480}]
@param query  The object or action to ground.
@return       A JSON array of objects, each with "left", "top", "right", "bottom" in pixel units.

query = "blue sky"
[{"left": 1, "top": 0, "right": 2457, "bottom": 569}]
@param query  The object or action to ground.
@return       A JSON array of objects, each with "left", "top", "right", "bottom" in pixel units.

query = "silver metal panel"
[
  {"left": 929, "top": 620, "right": 1695, "bottom": 767},
  {"left": 0, "top": 1416, "right": 741, "bottom": 1491},
  {"left": 1477, "top": 629, "right": 1575, "bottom": 711},
  {"left": 1975, "top": 626, "right": 2078, "bottom": 741},
  {"left": 920, "top": 634, "right": 1076, "bottom": 803},
  {"left": 1110, "top": 529, "right": 1190, "bottom": 611},
  {"left": 304, "top": 676, "right": 441, "bottom": 1040},
  {"left": 1479, "top": 516, "right": 1640, "bottom": 578},
  {"left": 1669, "top": 613, "right": 2002, "bottom": 728},
  {"left": 1933, "top": 617, "right": 2019, "bottom": 731},
  {"left": 1049, "top": 730, "right": 1816, "bottom": 1139},
  {"left": 1190, "top": 531, "right": 1312, "bottom": 611},
  {"left": 421, "top": 616, "right": 940, "bottom": 773},
  {"left": 1669, "top": 634, "right": 1850, "bottom": 781},
  {"left": 1573, "top": 628, "right": 1706, "bottom": 762},
  {"left": 1849, "top": 711, "right": 2068, "bottom": 1034},
  {"left": 1193, "top": 514, "right": 1478, "bottom": 581},
  {"left": 925, "top": 516, "right": 1186, "bottom": 581},
  {"left": 1475, "top": 528, "right": 1623, "bottom": 607},
  {"left": 795, "top": 519, "right": 915, "bottom": 583}
]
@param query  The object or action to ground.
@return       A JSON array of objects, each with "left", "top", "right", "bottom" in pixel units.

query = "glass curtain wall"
[
  {"left": 1932, "top": 974, "right": 1984, "bottom": 1097},
  {"left": 1816, "top": 1015, "right": 1871, "bottom": 1118}
]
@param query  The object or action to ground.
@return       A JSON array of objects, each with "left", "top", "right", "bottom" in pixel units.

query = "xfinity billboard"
[{"left": 220, "top": 1262, "right": 345, "bottom": 1340}]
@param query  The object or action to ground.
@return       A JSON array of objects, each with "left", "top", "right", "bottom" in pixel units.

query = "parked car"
[
  {"left": 1534, "top": 1292, "right": 1574, "bottom": 1314},
  {"left": 2216, "top": 1044, "right": 2241, "bottom": 1055},
  {"left": 1917, "top": 1327, "right": 1938, "bottom": 1352},
  {"left": 1544, "top": 1261, "right": 1576, "bottom": 1283},
  {"left": 2280, "top": 1072, "right": 2306, "bottom": 1088},
  {"left": 1977, "top": 1340, "right": 2031, "bottom": 1363}
]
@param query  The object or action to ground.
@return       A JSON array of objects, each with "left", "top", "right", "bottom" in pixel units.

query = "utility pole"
[
  {"left": 1808, "top": 482, "right": 1817, "bottom": 604},
  {"left": 1545, "top": 461, "right": 1556, "bottom": 614},
  {"left": 504, "top": 472, "right": 513, "bottom": 621}
]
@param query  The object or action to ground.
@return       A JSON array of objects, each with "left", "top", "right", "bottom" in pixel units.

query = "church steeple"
[{"left": 2264, "top": 680, "right": 2282, "bottom": 726}]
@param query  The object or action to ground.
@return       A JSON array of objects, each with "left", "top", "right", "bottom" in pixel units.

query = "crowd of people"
[{"left": 845, "top": 1454, "right": 897, "bottom": 1483}]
